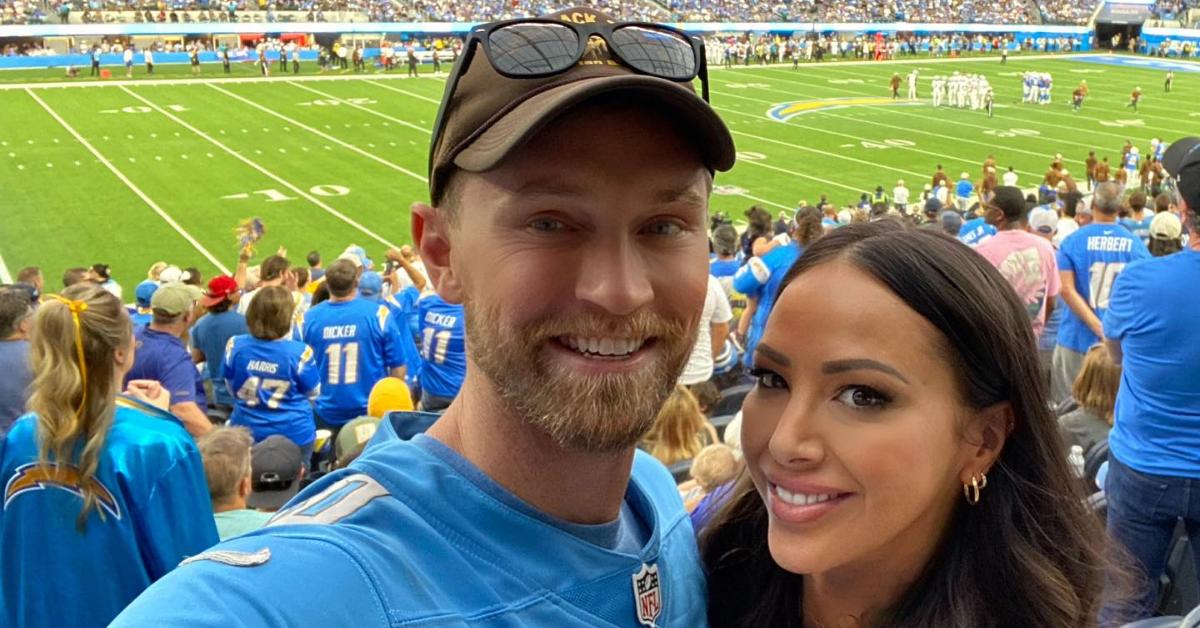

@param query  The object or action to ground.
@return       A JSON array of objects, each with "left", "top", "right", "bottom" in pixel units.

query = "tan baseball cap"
[
  {"left": 151, "top": 282, "right": 201, "bottom": 315},
  {"left": 427, "top": 7, "right": 736, "bottom": 205}
]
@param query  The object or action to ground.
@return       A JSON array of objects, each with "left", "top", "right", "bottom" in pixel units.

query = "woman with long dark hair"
[{"left": 702, "top": 221, "right": 1132, "bottom": 627}]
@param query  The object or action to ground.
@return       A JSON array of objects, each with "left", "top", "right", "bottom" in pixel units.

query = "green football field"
[{"left": 1, "top": 52, "right": 1197, "bottom": 291}]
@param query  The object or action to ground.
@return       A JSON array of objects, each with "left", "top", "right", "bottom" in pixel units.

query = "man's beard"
[{"left": 464, "top": 300, "right": 694, "bottom": 453}]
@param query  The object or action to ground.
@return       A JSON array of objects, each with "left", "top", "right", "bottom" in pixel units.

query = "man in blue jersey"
[
  {"left": 190, "top": 275, "right": 247, "bottom": 414},
  {"left": 1100, "top": 136, "right": 1200, "bottom": 621},
  {"left": 115, "top": 7, "right": 733, "bottom": 626},
  {"left": 416, "top": 291, "right": 466, "bottom": 410},
  {"left": 1119, "top": 191, "right": 1153, "bottom": 245},
  {"left": 1050, "top": 182, "right": 1151, "bottom": 404},
  {"left": 300, "top": 259, "right": 408, "bottom": 436},
  {"left": 129, "top": 281, "right": 157, "bottom": 327}
]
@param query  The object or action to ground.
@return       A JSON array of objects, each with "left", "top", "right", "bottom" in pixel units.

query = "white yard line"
[
  {"left": 289, "top": 81, "right": 431, "bottom": 133},
  {"left": 0, "top": 250, "right": 11, "bottom": 283},
  {"left": 206, "top": 83, "right": 427, "bottom": 183},
  {"left": 0, "top": 72, "right": 445, "bottom": 91},
  {"left": 119, "top": 85, "right": 400, "bottom": 249},
  {"left": 363, "top": 79, "right": 442, "bottom": 105},
  {"left": 24, "top": 87, "right": 230, "bottom": 273}
]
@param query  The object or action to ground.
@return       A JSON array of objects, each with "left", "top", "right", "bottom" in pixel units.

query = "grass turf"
[{"left": 1, "top": 52, "right": 1196, "bottom": 291}]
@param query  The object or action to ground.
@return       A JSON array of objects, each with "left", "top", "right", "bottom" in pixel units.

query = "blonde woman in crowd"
[{"left": 0, "top": 284, "right": 216, "bottom": 628}]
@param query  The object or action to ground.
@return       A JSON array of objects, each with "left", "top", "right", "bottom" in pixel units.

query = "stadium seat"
[
  {"left": 206, "top": 406, "right": 230, "bottom": 426},
  {"left": 710, "top": 414, "right": 737, "bottom": 441},
  {"left": 1085, "top": 491, "right": 1107, "bottom": 522},
  {"left": 668, "top": 459, "right": 693, "bottom": 484},
  {"left": 1084, "top": 439, "right": 1110, "bottom": 489},
  {"left": 1160, "top": 523, "right": 1199, "bottom": 617},
  {"left": 712, "top": 384, "right": 754, "bottom": 418},
  {"left": 1055, "top": 397, "right": 1080, "bottom": 417}
]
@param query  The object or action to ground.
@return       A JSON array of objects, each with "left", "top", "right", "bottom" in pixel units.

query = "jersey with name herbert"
[
  {"left": 1055, "top": 223, "right": 1151, "bottom": 353},
  {"left": 111, "top": 433, "right": 708, "bottom": 627}
]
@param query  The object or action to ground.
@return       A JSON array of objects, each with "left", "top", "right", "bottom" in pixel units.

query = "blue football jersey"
[
  {"left": 1055, "top": 223, "right": 1151, "bottom": 353},
  {"left": 223, "top": 334, "right": 321, "bottom": 447},
  {"left": 957, "top": 217, "right": 998, "bottom": 247},
  {"left": 417, "top": 294, "right": 467, "bottom": 400},
  {"left": 301, "top": 298, "right": 409, "bottom": 426},
  {"left": 733, "top": 242, "right": 802, "bottom": 368},
  {"left": 112, "top": 428, "right": 708, "bottom": 627},
  {"left": 1119, "top": 216, "right": 1153, "bottom": 245},
  {"left": 1, "top": 396, "right": 218, "bottom": 628}
]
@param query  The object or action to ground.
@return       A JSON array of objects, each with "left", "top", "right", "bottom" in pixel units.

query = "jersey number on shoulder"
[
  {"left": 1087, "top": 262, "right": 1126, "bottom": 310},
  {"left": 324, "top": 342, "right": 359, "bottom": 384},
  {"left": 421, "top": 329, "right": 451, "bottom": 365},
  {"left": 236, "top": 376, "right": 291, "bottom": 409}
]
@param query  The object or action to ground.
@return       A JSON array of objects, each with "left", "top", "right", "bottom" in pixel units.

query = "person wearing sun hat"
[
  {"left": 1147, "top": 211, "right": 1183, "bottom": 257},
  {"left": 1100, "top": 136, "right": 1200, "bottom": 621},
  {"left": 191, "top": 275, "right": 248, "bottom": 413},
  {"left": 115, "top": 6, "right": 731, "bottom": 626}
]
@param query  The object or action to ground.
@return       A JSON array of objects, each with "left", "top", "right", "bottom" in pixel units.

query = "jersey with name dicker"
[
  {"left": 417, "top": 293, "right": 467, "bottom": 399},
  {"left": 301, "top": 298, "right": 408, "bottom": 425},
  {"left": 110, "top": 430, "right": 707, "bottom": 628},
  {"left": 223, "top": 335, "right": 321, "bottom": 447},
  {"left": 1055, "top": 223, "right": 1150, "bottom": 353}
]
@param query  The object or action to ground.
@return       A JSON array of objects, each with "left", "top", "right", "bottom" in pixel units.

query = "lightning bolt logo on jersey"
[
  {"left": 416, "top": 294, "right": 467, "bottom": 399},
  {"left": 4, "top": 463, "right": 121, "bottom": 520}
]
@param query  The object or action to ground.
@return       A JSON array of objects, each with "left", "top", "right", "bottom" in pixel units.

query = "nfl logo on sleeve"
[{"left": 631, "top": 563, "right": 662, "bottom": 627}]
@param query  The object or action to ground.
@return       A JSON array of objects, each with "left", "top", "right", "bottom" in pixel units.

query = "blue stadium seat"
[
  {"left": 1084, "top": 439, "right": 1110, "bottom": 489},
  {"left": 712, "top": 384, "right": 753, "bottom": 418}
]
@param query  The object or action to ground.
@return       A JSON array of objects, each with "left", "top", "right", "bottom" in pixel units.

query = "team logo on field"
[
  {"left": 768, "top": 97, "right": 921, "bottom": 121},
  {"left": 4, "top": 462, "right": 122, "bottom": 520},
  {"left": 632, "top": 563, "right": 662, "bottom": 627}
]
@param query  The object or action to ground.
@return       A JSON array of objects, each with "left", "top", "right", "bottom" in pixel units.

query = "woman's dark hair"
[
  {"left": 794, "top": 206, "right": 824, "bottom": 247},
  {"left": 745, "top": 205, "right": 773, "bottom": 238},
  {"left": 701, "top": 221, "right": 1134, "bottom": 628}
]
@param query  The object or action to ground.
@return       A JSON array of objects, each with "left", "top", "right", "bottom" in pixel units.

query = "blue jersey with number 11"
[
  {"left": 1056, "top": 223, "right": 1150, "bottom": 353},
  {"left": 301, "top": 298, "right": 407, "bottom": 425},
  {"left": 417, "top": 294, "right": 466, "bottom": 399}
]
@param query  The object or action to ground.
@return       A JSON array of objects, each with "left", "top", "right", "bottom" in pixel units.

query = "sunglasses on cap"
[{"left": 430, "top": 17, "right": 710, "bottom": 159}]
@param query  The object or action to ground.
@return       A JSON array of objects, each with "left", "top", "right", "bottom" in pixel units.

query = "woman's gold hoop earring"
[{"left": 963, "top": 472, "right": 988, "bottom": 506}]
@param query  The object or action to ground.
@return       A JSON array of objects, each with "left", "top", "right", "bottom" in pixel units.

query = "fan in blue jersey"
[
  {"left": 2, "top": 285, "right": 217, "bottom": 628},
  {"left": 1050, "top": 182, "right": 1151, "bottom": 404},
  {"left": 129, "top": 280, "right": 157, "bottom": 327},
  {"left": 1118, "top": 191, "right": 1153, "bottom": 245},
  {"left": 360, "top": 272, "right": 424, "bottom": 394},
  {"left": 957, "top": 205, "right": 998, "bottom": 247},
  {"left": 112, "top": 8, "right": 734, "bottom": 626},
  {"left": 300, "top": 259, "right": 410, "bottom": 433},
  {"left": 1099, "top": 135, "right": 1200, "bottom": 622},
  {"left": 734, "top": 207, "right": 822, "bottom": 368},
  {"left": 223, "top": 286, "right": 321, "bottom": 462},
  {"left": 416, "top": 292, "right": 466, "bottom": 410}
]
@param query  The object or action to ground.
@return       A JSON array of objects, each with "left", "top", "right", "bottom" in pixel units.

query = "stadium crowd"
[{"left": 5, "top": 4, "right": 1200, "bottom": 628}]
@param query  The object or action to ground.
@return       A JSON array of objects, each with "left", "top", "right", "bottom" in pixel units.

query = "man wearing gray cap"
[
  {"left": 1100, "top": 136, "right": 1200, "bottom": 621},
  {"left": 115, "top": 7, "right": 734, "bottom": 626}
]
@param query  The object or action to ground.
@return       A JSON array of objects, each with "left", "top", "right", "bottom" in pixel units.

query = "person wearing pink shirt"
[{"left": 975, "top": 186, "right": 1061, "bottom": 340}]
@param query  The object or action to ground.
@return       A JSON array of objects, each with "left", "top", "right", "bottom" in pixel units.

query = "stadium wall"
[
  {"left": 0, "top": 21, "right": 1096, "bottom": 69},
  {"left": 1139, "top": 25, "right": 1200, "bottom": 49}
]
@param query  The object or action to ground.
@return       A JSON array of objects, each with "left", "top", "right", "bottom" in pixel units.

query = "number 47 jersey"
[{"left": 1056, "top": 223, "right": 1150, "bottom": 353}]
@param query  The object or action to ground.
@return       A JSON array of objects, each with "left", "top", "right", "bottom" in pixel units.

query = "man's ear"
[
  {"left": 411, "top": 201, "right": 462, "bottom": 303},
  {"left": 959, "top": 402, "right": 1015, "bottom": 484}
]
